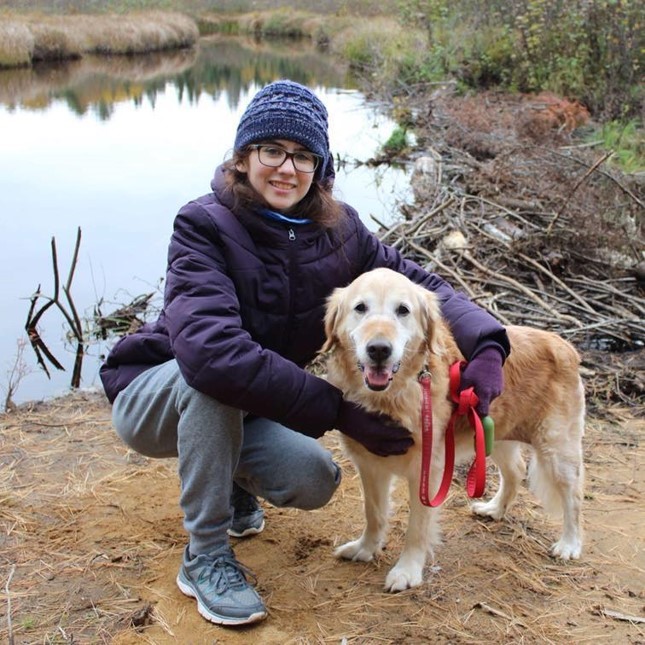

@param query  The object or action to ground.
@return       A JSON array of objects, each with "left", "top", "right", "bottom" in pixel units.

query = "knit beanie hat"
[{"left": 234, "top": 79, "right": 334, "bottom": 184}]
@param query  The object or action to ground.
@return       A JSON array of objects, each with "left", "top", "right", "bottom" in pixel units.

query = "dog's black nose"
[{"left": 366, "top": 341, "right": 392, "bottom": 363}]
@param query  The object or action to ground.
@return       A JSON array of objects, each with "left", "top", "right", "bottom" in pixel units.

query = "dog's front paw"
[
  {"left": 335, "top": 538, "right": 378, "bottom": 562},
  {"left": 384, "top": 564, "right": 423, "bottom": 592},
  {"left": 471, "top": 499, "right": 505, "bottom": 521},
  {"left": 551, "top": 537, "right": 582, "bottom": 560}
]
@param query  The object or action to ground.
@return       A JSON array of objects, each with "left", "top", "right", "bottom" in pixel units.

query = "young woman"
[{"left": 100, "top": 80, "right": 509, "bottom": 627}]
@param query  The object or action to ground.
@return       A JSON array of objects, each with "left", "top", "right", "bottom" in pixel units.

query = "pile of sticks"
[
  {"left": 378, "top": 190, "right": 642, "bottom": 348},
  {"left": 373, "top": 145, "right": 644, "bottom": 412}
]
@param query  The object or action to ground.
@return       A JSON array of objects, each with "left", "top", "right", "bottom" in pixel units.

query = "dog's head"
[{"left": 323, "top": 268, "right": 443, "bottom": 391}]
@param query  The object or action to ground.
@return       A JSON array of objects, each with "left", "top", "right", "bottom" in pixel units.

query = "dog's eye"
[
  {"left": 354, "top": 302, "right": 367, "bottom": 314},
  {"left": 396, "top": 304, "right": 410, "bottom": 317}
]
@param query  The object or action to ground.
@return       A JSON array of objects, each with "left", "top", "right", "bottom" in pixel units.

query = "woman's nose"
[{"left": 278, "top": 154, "right": 297, "bottom": 173}]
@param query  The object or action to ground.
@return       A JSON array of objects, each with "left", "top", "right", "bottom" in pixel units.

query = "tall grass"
[
  {"left": 0, "top": 21, "right": 34, "bottom": 67},
  {"left": 0, "top": 11, "right": 198, "bottom": 67},
  {"left": 331, "top": 17, "right": 427, "bottom": 79},
  {"left": 589, "top": 120, "right": 645, "bottom": 174}
]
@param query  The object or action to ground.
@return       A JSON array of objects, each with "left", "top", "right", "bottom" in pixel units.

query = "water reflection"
[
  {"left": 0, "top": 49, "right": 197, "bottom": 115},
  {"left": 0, "top": 35, "right": 412, "bottom": 405},
  {"left": 0, "top": 35, "right": 357, "bottom": 116}
]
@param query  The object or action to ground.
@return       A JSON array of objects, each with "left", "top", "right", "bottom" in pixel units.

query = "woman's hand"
[
  {"left": 460, "top": 347, "right": 505, "bottom": 416},
  {"left": 335, "top": 401, "right": 414, "bottom": 457}
]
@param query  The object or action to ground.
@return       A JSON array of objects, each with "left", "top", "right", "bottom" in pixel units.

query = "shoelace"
[{"left": 199, "top": 554, "right": 257, "bottom": 593}]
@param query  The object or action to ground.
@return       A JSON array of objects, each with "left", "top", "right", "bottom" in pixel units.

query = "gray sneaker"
[
  {"left": 176, "top": 546, "right": 267, "bottom": 626},
  {"left": 228, "top": 483, "right": 265, "bottom": 538}
]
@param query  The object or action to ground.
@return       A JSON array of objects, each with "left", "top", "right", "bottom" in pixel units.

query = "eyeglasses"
[{"left": 248, "top": 144, "right": 321, "bottom": 173}]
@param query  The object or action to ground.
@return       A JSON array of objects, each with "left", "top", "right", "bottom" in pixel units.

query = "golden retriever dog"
[{"left": 323, "top": 268, "right": 585, "bottom": 592}]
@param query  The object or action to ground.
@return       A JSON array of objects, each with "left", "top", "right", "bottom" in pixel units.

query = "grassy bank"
[
  {"left": 0, "top": 11, "right": 198, "bottom": 67},
  {"left": 0, "top": 8, "right": 413, "bottom": 79}
]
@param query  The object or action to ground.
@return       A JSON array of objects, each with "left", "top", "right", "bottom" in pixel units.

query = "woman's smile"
[{"left": 269, "top": 179, "right": 297, "bottom": 192}]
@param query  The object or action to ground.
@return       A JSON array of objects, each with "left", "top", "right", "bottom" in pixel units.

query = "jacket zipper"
[{"left": 283, "top": 227, "right": 297, "bottom": 353}]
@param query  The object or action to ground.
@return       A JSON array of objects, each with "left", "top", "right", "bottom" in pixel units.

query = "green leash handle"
[{"left": 482, "top": 415, "right": 495, "bottom": 456}]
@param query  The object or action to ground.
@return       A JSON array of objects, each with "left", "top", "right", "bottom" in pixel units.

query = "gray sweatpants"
[{"left": 111, "top": 359, "right": 341, "bottom": 555}]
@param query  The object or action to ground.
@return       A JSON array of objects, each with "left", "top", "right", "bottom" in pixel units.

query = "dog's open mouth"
[{"left": 359, "top": 362, "right": 400, "bottom": 391}]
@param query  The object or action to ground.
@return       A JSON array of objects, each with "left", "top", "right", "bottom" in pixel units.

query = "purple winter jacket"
[{"left": 100, "top": 166, "right": 509, "bottom": 436}]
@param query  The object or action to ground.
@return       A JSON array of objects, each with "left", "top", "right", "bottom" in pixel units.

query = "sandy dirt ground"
[{"left": 0, "top": 388, "right": 643, "bottom": 644}]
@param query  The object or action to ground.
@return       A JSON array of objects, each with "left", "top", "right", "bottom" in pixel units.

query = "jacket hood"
[{"left": 210, "top": 164, "right": 233, "bottom": 207}]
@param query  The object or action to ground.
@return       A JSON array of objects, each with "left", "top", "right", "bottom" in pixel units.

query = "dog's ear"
[
  {"left": 321, "top": 287, "right": 345, "bottom": 353},
  {"left": 420, "top": 288, "right": 444, "bottom": 356}
]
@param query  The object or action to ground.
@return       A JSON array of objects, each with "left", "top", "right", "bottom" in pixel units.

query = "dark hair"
[{"left": 223, "top": 149, "right": 345, "bottom": 229}]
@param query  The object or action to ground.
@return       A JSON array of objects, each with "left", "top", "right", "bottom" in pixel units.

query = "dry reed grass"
[
  {"left": 0, "top": 21, "right": 34, "bottom": 67},
  {"left": 0, "top": 390, "right": 642, "bottom": 642},
  {"left": 327, "top": 15, "right": 421, "bottom": 65},
  {"left": 0, "top": 11, "right": 198, "bottom": 68}
]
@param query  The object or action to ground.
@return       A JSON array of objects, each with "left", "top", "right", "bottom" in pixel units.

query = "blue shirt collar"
[{"left": 257, "top": 208, "right": 312, "bottom": 226}]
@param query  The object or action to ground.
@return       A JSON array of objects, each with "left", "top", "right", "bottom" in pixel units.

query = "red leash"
[{"left": 419, "top": 361, "right": 487, "bottom": 507}]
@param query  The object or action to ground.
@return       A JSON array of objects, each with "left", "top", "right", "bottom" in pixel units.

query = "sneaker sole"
[
  {"left": 227, "top": 519, "right": 266, "bottom": 539},
  {"left": 176, "top": 575, "right": 267, "bottom": 626}
]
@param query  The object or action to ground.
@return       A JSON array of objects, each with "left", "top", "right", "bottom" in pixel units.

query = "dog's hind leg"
[
  {"left": 529, "top": 439, "right": 584, "bottom": 560},
  {"left": 471, "top": 440, "right": 526, "bottom": 520},
  {"left": 335, "top": 464, "right": 392, "bottom": 563}
]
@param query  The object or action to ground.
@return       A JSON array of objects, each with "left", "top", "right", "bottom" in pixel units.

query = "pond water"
[{"left": 0, "top": 35, "right": 413, "bottom": 405}]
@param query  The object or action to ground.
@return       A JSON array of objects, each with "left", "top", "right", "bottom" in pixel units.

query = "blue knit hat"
[{"left": 234, "top": 80, "right": 334, "bottom": 184}]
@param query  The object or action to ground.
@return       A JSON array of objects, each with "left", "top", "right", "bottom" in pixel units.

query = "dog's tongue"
[{"left": 364, "top": 367, "right": 392, "bottom": 390}]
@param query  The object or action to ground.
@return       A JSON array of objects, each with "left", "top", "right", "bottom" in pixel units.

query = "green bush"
[
  {"left": 394, "top": 0, "right": 642, "bottom": 119},
  {"left": 382, "top": 126, "right": 409, "bottom": 155}
]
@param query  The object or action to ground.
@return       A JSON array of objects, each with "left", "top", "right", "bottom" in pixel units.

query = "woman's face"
[{"left": 237, "top": 139, "right": 316, "bottom": 213}]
